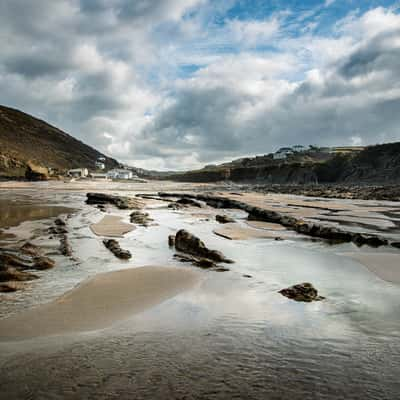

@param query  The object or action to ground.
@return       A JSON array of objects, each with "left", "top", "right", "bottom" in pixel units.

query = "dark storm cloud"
[{"left": 339, "top": 30, "right": 400, "bottom": 79}]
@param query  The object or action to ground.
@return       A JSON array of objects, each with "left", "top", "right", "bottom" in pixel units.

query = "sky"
[{"left": 0, "top": 0, "right": 399, "bottom": 170}]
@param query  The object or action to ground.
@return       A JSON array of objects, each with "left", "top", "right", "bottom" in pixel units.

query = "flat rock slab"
[
  {"left": 340, "top": 252, "right": 400, "bottom": 284},
  {"left": 245, "top": 220, "right": 287, "bottom": 231},
  {"left": 90, "top": 215, "right": 135, "bottom": 238},
  {"left": 213, "top": 223, "right": 291, "bottom": 240},
  {"left": 0, "top": 266, "right": 200, "bottom": 339}
]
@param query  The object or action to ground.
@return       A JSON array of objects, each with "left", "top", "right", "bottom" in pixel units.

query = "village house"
[
  {"left": 67, "top": 168, "right": 88, "bottom": 178},
  {"left": 107, "top": 169, "right": 133, "bottom": 180}
]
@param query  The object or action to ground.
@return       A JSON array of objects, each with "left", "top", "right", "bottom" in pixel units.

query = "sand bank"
[
  {"left": 90, "top": 215, "right": 135, "bottom": 237},
  {"left": 341, "top": 252, "right": 400, "bottom": 284},
  {"left": 0, "top": 266, "right": 200, "bottom": 339}
]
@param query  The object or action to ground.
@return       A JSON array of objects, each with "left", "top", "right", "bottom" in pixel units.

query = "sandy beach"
[
  {"left": 90, "top": 214, "right": 135, "bottom": 237},
  {"left": 340, "top": 252, "right": 400, "bottom": 284},
  {"left": 0, "top": 266, "right": 200, "bottom": 340}
]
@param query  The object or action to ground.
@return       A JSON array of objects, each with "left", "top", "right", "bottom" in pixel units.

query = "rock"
[
  {"left": 351, "top": 233, "right": 388, "bottom": 247},
  {"left": 0, "top": 267, "right": 39, "bottom": 282},
  {"left": 174, "top": 229, "right": 233, "bottom": 263},
  {"left": 216, "top": 214, "right": 235, "bottom": 224},
  {"left": 243, "top": 274, "right": 252, "bottom": 278},
  {"left": 214, "top": 267, "right": 230, "bottom": 272},
  {"left": 168, "top": 235, "right": 175, "bottom": 247},
  {"left": 0, "top": 283, "right": 19, "bottom": 292},
  {"left": 0, "top": 230, "right": 16, "bottom": 241},
  {"left": 86, "top": 193, "right": 143, "bottom": 210},
  {"left": 279, "top": 282, "right": 325, "bottom": 302},
  {"left": 176, "top": 197, "right": 203, "bottom": 208},
  {"left": 48, "top": 225, "right": 68, "bottom": 235},
  {"left": 130, "top": 211, "right": 153, "bottom": 226},
  {"left": 20, "top": 242, "right": 42, "bottom": 257},
  {"left": 391, "top": 242, "right": 400, "bottom": 249},
  {"left": 173, "top": 253, "right": 217, "bottom": 269},
  {"left": 103, "top": 239, "right": 132, "bottom": 259},
  {"left": 60, "top": 234, "right": 72, "bottom": 256},
  {"left": 33, "top": 256, "right": 55, "bottom": 270},
  {"left": 0, "top": 252, "right": 32, "bottom": 269},
  {"left": 54, "top": 218, "right": 66, "bottom": 226},
  {"left": 25, "top": 162, "right": 48, "bottom": 181}
]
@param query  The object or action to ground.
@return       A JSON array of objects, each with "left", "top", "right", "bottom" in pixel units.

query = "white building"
[
  {"left": 95, "top": 161, "right": 105, "bottom": 170},
  {"left": 273, "top": 148, "right": 293, "bottom": 160},
  {"left": 68, "top": 168, "right": 89, "bottom": 178},
  {"left": 107, "top": 169, "right": 133, "bottom": 180},
  {"left": 292, "top": 145, "right": 307, "bottom": 152}
]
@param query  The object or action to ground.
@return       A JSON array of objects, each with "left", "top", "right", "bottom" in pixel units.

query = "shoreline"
[{"left": 0, "top": 266, "right": 200, "bottom": 340}]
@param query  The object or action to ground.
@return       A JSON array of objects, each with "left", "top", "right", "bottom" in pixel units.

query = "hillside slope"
[{"left": 0, "top": 105, "right": 118, "bottom": 179}]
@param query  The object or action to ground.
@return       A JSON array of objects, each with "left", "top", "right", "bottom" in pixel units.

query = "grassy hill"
[{"left": 0, "top": 105, "right": 118, "bottom": 179}]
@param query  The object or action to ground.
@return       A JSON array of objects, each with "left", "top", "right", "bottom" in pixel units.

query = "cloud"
[{"left": 0, "top": 1, "right": 399, "bottom": 170}]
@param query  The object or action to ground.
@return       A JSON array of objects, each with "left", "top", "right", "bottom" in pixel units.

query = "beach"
[{"left": 0, "top": 180, "right": 400, "bottom": 399}]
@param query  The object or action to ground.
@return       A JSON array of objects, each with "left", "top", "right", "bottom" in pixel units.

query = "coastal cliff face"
[
  {"left": 0, "top": 105, "right": 118, "bottom": 179},
  {"left": 164, "top": 142, "right": 400, "bottom": 185}
]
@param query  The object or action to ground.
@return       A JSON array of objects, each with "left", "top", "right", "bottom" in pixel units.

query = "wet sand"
[
  {"left": 340, "top": 252, "right": 400, "bottom": 284},
  {"left": 90, "top": 215, "right": 135, "bottom": 237},
  {"left": 0, "top": 266, "right": 200, "bottom": 340}
]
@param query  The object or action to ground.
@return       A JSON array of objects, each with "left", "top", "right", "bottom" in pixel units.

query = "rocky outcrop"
[
  {"left": 216, "top": 214, "right": 235, "bottom": 224},
  {"left": 279, "top": 283, "right": 325, "bottom": 302},
  {"left": 25, "top": 162, "right": 49, "bottom": 181},
  {"left": 174, "top": 229, "right": 233, "bottom": 263},
  {"left": 159, "top": 192, "right": 391, "bottom": 248},
  {"left": 103, "top": 239, "right": 132, "bottom": 259},
  {"left": 86, "top": 193, "right": 143, "bottom": 210},
  {"left": 168, "top": 235, "right": 175, "bottom": 247},
  {"left": 173, "top": 253, "right": 219, "bottom": 269},
  {"left": 130, "top": 211, "right": 153, "bottom": 226},
  {"left": 59, "top": 234, "right": 72, "bottom": 256}
]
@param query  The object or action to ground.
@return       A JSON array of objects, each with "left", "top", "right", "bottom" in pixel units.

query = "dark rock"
[
  {"left": 279, "top": 282, "right": 325, "bottom": 302},
  {"left": 20, "top": 242, "right": 42, "bottom": 257},
  {"left": 103, "top": 239, "right": 132, "bottom": 259},
  {"left": 175, "top": 229, "right": 233, "bottom": 264},
  {"left": 48, "top": 225, "right": 68, "bottom": 235},
  {"left": 216, "top": 214, "right": 235, "bottom": 224},
  {"left": 391, "top": 242, "right": 400, "bottom": 249},
  {"left": 173, "top": 253, "right": 217, "bottom": 269},
  {"left": 130, "top": 211, "right": 153, "bottom": 226},
  {"left": 60, "top": 234, "right": 72, "bottom": 256},
  {"left": 176, "top": 197, "right": 203, "bottom": 208},
  {"left": 214, "top": 267, "right": 230, "bottom": 272},
  {"left": 0, "top": 283, "right": 19, "bottom": 292},
  {"left": 33, "top": 256, "right": 55, "bottom": 270},
  {"left": 168, "top": 235, "right": 175, "bottom": 247},
  {"left": 86, "top": 193, "right": 143, "bottom": 210},
  {"left": 0, "top": 252, "right": 32, "bottom": 269},
  {"left": 0, "top": 267, "right": 39, "bottom": 282},
  {"left": 243, "top": 274, "right": 252, "bottom": 278},
  {"left": 54, "top": 218, "right": 66, "bottom": 226}
]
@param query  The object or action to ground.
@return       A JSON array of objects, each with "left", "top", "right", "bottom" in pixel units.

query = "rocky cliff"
[
  {"left": 0, "top": 105, "right": 118, "bottom": 179},
  {"left": 164, "top": 142, "right": 400, "bottom": 185}
]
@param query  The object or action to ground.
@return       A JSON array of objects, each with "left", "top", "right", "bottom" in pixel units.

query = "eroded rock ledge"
[
  {"left": 86, "top": 193, "right": 143, "bottom": 210},
  {"left": 158, "top": 192, "right": 393, "bottom": 248}
]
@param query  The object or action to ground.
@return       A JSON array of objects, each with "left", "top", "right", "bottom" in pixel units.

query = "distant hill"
[
  {"left": 0, "top": 105, "right": 119, "bottom": 179},
  {"left": 160, "top": 142, "right": 400, "bottom": 185}
]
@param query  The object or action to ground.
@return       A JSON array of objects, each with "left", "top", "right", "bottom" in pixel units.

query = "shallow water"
[{"left": 0, "top": 187, "right": 400, "bottom": 399}]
